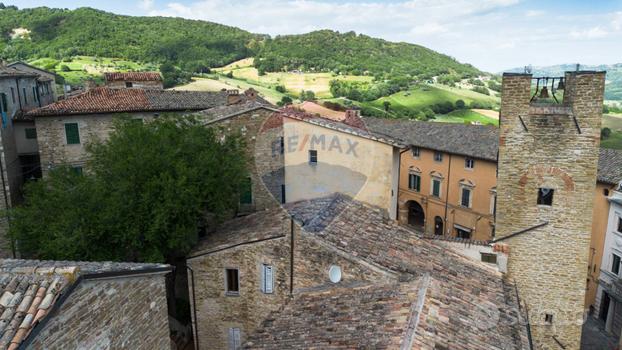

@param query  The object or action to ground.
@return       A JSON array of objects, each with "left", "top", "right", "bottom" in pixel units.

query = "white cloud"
[
  {"left": 570, "top": 26, "right": 608, "bottom": 39},
  {"left": 612, "top": 11, "right": 622, "bottom": 31},
  {"left": 138, "top": 0, "right": 154, "bottom": 11},
  {"left": 525, "top": 10, "right": 544, "bottom": 17}
]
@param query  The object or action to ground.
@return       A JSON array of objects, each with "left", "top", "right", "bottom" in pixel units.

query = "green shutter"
[
  {"left": 65, "top": 123, "right": 80, "bottom": 144},
  {"left": 239, "top": 177, "right": 252, "bottom": 204}
]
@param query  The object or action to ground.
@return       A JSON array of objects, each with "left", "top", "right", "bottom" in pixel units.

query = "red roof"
[
  {"left": 24, "top": 88, "right": 230, "bottom": 118},
  {"left": 104, "top": 72, "right": 162, "bottom": 82}
]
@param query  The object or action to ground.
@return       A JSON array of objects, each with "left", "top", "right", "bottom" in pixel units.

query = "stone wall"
[
  {"left": 27, "top": 273, "right": 170, "bottom": 349},
  {"left": 105, "top": 80, "right": 163, "bottom": 90},
  {"left": 496, "top": 72, "right": 605, "bottom": 349}
]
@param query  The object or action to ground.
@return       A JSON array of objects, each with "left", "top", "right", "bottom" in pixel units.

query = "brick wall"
[
  {"left": 27, "top": 274, "right": 171, "bottom": 349},
  {"left": 496, "top": 72, "right": 605, "bottom": 349}
]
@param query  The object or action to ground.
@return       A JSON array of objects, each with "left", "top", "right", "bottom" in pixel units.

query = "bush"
[
  {"left": 275, "top": 85, "right": 286, "bottom": 93},
  {"left": 277, "top": 96, "right": 293, "bottom": 107},
  {"left": 60, "top": 64, "right": 71, "bottom": 72},
  {"left": 225, "top": 71, "right": 234, "bottom": 78},
  {"left": 602, "top": 127, "right": 612, "bottom": 140},
  {"left": 471, "top": 86, "right": 490, "bottom": 95},
  {"left": 455, "top": 99, "right": 466, "bottom": 109}
]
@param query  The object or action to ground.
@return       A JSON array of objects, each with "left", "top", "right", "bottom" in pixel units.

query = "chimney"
[
  {"left": 226, "top": 89, "right": 241, "bottom": 105},
  {"left": 343, "top": 108, "right": 366, "bottom": 130},
  {"left": 244, "top": 88, "right": 258, "bottom": 101},
  {"left": 345, "top": 109, "right": 361, "bottom": 119}
]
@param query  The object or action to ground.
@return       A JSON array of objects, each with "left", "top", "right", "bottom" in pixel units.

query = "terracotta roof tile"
[
  {"left": 0, "top": 259, "right": 170, "bottom": 349},
  {"left": 24, "top": 88, "right": 232, "bottom": 118},
  {"left": 104, "top": 72, "right": 162, "bottom": 82}
]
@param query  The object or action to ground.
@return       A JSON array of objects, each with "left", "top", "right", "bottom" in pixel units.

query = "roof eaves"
[{"left": 187, "top": 234, "right": 286, "bottom": 260}]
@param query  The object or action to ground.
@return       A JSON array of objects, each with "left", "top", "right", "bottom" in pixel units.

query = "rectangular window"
[
  {"left": 225, "top": 268, "right": 240, "bottom": 295},
  {"left": 309, "top": 150, "right": 318, "bottom": 164},
  {"left": 434, "top": 151, "right": 443, "bottom": 162},
  {"left": 481, "top": 252, "right": 497, "bottom": 264},
  {"left": 432, "top": 179, "right": 441, "bottom": 197},
  {"left": 408, "top": 173, "right": 421, "bottom": 192},
  {"left": 228, "top": 327, "right": 241, "bottom": 350},
  {"left": 32, "top": 87, "right": 37, "bottom": 102},
  {"left": 0, "top": 93, "right": 7, "bottom": 113},
  {"left": 23, "top": 88, "right": 27, "bottom": 104},
  {"left": 411, "top": 147, "right": 420, "bottom": 158},
  {"left": 544, "top": 314, "right": 553, "bottom": 324},
  {"left": 618, "top": 217, "right": 622, "bottom": 233},
  {"left": 25, "top": 128, "right": 37, "bottom": 139},
  {"left": 456, "top": 228, "right": 471, "bottom": 239},
  {"left": 10, "top": 87, "right": 15, "bottom": 104},
  {"left": 461, "top": 187, "right": 471, "bottom": 208},
  {"left": 612, "top": 254, "right": 621, "bottom": 275},
  {"left": 280, "top": 137, "right": 284, "bottom": 155},
  {"left": 280, "top": 184, "right": 286, "bottom": 204},
  {"left": 261, "top": 264, "right": 274, "bottom": 294},
  {"left": 239, "top": 177, "right": 252, "bottom": 205},
  {"left": 65, "top": 123, "right": 80, "bottom": 144},
  {"left": 465, "top": 157, "right": 475, "bottom": 169},
  {"left": 537, "top": 188, "right": 554, "bottom": 206}
]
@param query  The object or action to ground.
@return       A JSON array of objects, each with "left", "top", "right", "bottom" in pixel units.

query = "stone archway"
[
  {"left": 407, "top": 200, "right": 425, "bottom": 230},
  {"left": 434, "top": 216, "right": 444, "bottom": 235}
]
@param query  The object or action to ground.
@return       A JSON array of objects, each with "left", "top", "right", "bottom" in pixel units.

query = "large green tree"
[{"left": 10, "top": 116, "right": 248, "bottom": 263}]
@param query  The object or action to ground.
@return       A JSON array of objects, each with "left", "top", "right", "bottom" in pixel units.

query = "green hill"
[
  {"left": 255, "top": 30, "right": 482, "bottom": 78},
  {"left": 1, "top": 6, "right": 482, "bottom": 81},
  {"left": 0, "top": 6, "right": 257, "bottom": 71}
]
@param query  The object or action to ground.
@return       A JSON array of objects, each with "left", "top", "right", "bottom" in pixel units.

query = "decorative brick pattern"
[{"left": 496, "top": 72, "right": 606, "bottom": 349}]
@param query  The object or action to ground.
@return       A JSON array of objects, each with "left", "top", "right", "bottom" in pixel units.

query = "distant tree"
[
  {"left": 0, "top": 3, "right": 6, "bottom": 10},
  {"left": 383, "top": 101, "right": 391, "bottom": 112},
  {"left": 601, "top": 127, "right": 612, "bottom": 140},
  {"left": 60, "top": 64, "right": 71, "bottom": 72},
  {"left": 11, "top": 116, "right": 248, "bottom": 263},
  {"left": 471, "top": 86, "right": 490, "bottom": 96},
  {"left": 603, "top": 105, "right": 610, "bottom": 114},
  {"left": 225, "top": 71, "right": 234, "bottom": 78},
  {"left": 300, "top": 90, "right": 315, "bottom": 102},
  {"left": 277, "top": 96, "right": 293, "bottom": 106},
  {"left": 455, "top": 99, "right": 466, "bottom": 109},
  {"left": 275, "top": 85, "right": 286, "bottom": 93}
]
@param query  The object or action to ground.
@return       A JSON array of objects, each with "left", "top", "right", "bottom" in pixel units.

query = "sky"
[{"left": 9, "top": 0, "right": 622, "bottom": 72}]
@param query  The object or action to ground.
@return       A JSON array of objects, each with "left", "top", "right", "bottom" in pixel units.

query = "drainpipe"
[
  {"left": 443, "top": 154, "right": 452, "bottom": 235},
  {"left": 289, "top": 218, "right": 294, "bottom": 295},
  {"left": 186, "top": 265, "right": 199, "bottom": 350}
]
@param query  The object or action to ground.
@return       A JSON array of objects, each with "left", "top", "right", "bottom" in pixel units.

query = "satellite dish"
[{"left": 328, "top": 265, "right": 342, "bottom": 283}]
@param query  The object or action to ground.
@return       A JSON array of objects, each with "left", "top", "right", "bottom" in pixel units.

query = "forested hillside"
[
  {"left": 255, "top": 30, "right": 482, "bottom": 78},
  {"left": 0, "top": 6, "right": 259, "bottom": 72}
]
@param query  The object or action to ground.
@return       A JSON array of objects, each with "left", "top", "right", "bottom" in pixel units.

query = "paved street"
[{"left": 582, "top": 316, "right": 619, "bottom": 350}]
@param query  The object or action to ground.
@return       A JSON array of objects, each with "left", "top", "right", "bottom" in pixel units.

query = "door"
[
  {"left": 600, "top": 292, "right": 611, "bottom": 322},
  {"left": 434, "top": 216, "right": 443, "bottom": 235}
]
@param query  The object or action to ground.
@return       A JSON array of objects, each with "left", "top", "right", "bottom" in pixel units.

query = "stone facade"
[
  {"left": 26, "top": 274, "right": 171, "bottom": 349},
  {"left": 105, "top": 80, "right": 163, "bottom": 90},
  {"left": 496, "top": 72, "right": 605, "bottom": 349}
]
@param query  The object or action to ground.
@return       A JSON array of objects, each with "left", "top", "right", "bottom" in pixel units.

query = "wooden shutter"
[{"left": 65, "top": 123, "right": 80, "bottom": 144}]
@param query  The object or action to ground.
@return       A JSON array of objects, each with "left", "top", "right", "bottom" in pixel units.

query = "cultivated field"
[{"left": 434, "top": 109, "right": 499, "bottom": 126}]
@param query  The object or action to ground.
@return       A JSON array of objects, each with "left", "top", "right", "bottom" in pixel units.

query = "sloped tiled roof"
[
  {"left": 0, "top": 66, "right": 37, "bottom": 79},
  {"left": 24, "top": 88, "right": 232, "bottom": 117},
  {"left": 245, "top": 280, "right": 427, "bottom": 349},
  {"left": 104, "top": 72, "right": 162, "bottom": 82},
  {"left": 200, "top": 101, "right": 277, "bottom": 125},
  {"left": 188, "top": 208, "right": 289, "bottom": 258},
  {"left": 0, "top": 259, "right": 169, "bottom": 349},
  {"left": 598, "top": 148, "right": 622, "bottom": 185},
  {"left": 242, "top": 195, "right": 528, "bottom": 349}
]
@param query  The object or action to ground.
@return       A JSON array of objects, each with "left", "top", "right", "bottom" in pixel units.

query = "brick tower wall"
[{"left": 496, "top": 72, "right": 605, "bottom": 349}]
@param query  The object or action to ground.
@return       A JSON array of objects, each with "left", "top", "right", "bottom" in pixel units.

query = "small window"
[
  {"left": 228, "top": 327, "right": 241, "bottom": 350},
  {"left": 64, "top": 123, "right": 80, "bottom": 145},
  {"left": 456, "top": 227, "right": 471, "bottom": 239},
  {"left": 23, "top": 88, "right": 27, "bottom": 104},
  {"left": 411, "top": 147, "right": 420, "bottom": 158},
  {"left": 618, "top": 217, "right": 622, "bottom": 233},
  {"left": 465, "top": 157, "right": 475, "bottom": 169},
  {"left": 544, "top": 314, "right": 553, "bottom": 324},
  {"left": 309, "top": 150, "right": 318, "bottom": 164},
  {"left": 25, "top": 128, "right": 37, "bottom": 139},
  {"left": 604, "top": 188, "right": 610, "bottom": 197},
  {"left": 461, "top": 187, "right": 471, "bottom": 208},
  {"left": 280, "top": 184, "right": 286, "bottom": 204},
  {"left": 434, "top": 151, "right": 443, "bottom": 162},
  {"left": 537, "top": 188, "right": 554, "bottom": 206},
  {"left": 261, "top": 264, "right": 274, "bottom": 294},
  {"left": 239, "top": 177, "right": 252, "bottom": 205},
  {"left": 408, "top": 173, "right": 421, "bottom": 192},
  {"left": 125, "top": 82, "right": 133, "bottom": 88},
  {"left": 612, "top": 254, "right": 621, "bottom": 275},
  {"left": 225, "top": 268, "right": 240, "bottom": 295},
  {"left": 32, "top": 87, "right": 37, "bottom": 102},
  {"left": 279, "top": 137, "right": 284, "bottom": 155},
  {"left": 432, "top": 179, "right": 441, "bottom": 197},
  {"left": 481, "top": 252, "right": 497, "bottom": 264},
  {"left": 10, "top": 88, "right": 15, "bottom": 104},
  {"left": 72, "top": 166, "right": 83, "bottom": 175},
  {"left": 0, "top": 93, "right": 7, "bottom": 113}
]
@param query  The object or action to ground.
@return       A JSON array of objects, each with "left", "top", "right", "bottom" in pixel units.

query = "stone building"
[
  {"left": 188, "top": 194, "right": 530, "bottom": 349},
  {"left": 0, "top": 258, "right": 171, "bottom": 349},
  {"left": 23, "top": 88, "right": 259, "bottom": 174},
  {"left": 280, "top": 108, "right": 403, "bottom": 219},
  {"left": 495, "top": 71, "right": 605, "bottom": 349},
  {"left": 7, "top": 62, "right": 56, "bottom": 105},
  {"left": 104, "top": 72, "right": 163, "bottom": 90}
]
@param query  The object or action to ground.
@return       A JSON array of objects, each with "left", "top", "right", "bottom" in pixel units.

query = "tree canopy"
[{"left": 10, "top": 116, "right": 248, "bottom": 263}]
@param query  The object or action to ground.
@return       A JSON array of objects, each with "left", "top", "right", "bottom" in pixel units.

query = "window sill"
[{"left": 225, "top": 292, "right": 240, "bottom": 297}]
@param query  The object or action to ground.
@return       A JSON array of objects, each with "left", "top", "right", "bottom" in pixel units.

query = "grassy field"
[
  {"left": 600, "top": 114, "right": 622, "bottom": 149},
  {"left": 368, "top": 84, "right": 499, "bottom": 112},
  {"left": 29, "top": 56, "right": 156, "bottom": 86},
  {"left": 434, "top": 109, "right": 498, "bottom": 126},
  {"left": 174, "top": 75, "right": 287, "bottom": 104}
]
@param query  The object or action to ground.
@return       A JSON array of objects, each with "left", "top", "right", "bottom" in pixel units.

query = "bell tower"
[{"left": 495, "top": 71, "right": 605, "bottom": 349}]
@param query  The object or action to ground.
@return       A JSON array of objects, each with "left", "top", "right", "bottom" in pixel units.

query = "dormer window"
[{"left": 125, "top": 82, "right": 133, "bottom": 88}]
